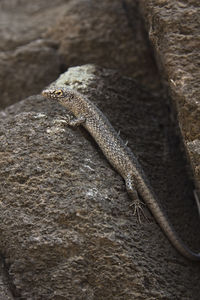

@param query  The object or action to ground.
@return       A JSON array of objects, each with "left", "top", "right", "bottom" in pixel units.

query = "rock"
[
  {"left": 0, "top": 0, "right": 67, "bottom": 51},
  {"left": 0, "top": 65, "right": 199, "bottom": 299},
  {"left": 0, "top": 0, "right": 67, "bottom": 108},
  {"left": 0, "top": 257, "right": 14, "bottom": 300},
  {"left": 0, "top": 39, "right": 60, "bottom": 108},
  {"left": 139, "top": 0, "right": 200, "bottom": 190},
  {"left": 0, "top": 0, "right": 161, "bottom": 108},
  {"left": 45, "top": 0, "right": 159, "bottom": 89},
  {"left": 0, "top": 0, "right": 200, "bottom": 297}
]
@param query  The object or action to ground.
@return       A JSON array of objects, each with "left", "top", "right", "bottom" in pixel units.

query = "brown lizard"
[{"left": 42, "top": 85, "right": 200, "bottom": 261}]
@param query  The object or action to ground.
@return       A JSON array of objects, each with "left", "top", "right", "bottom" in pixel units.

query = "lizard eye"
[{"left": 55, "top": 90, "right": 63, "bottom": 96}]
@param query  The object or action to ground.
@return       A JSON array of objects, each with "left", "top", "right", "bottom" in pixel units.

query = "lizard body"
[{"left": 42, "top": 86, "right": 200, "bottom": 261}]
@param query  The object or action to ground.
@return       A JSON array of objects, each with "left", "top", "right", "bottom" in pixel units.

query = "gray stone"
[
  {"left": 0, "top": 0, "right": 161, "bottom": 108},
  {"left": 0, "top": 65, "right": 199, "bottom": 299},
  {"left": 0, "top": 257, "right": 14, "bottom": 300},
  {"left": 0, "top": 39, "right": 60, "bottom": 108},
  {"left": 0, "top": 0, "right": 66, "bottom": 108},
  {"left": 139, "top": 0, "right": 200, "bottom": 190},
  {"left": 45, "top": 0, "right": 159, "bottom": 89}
]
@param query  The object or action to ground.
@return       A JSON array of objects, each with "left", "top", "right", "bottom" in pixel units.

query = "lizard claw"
[{"left": 130, "top": 199, "right": 149, "bottom": 223}]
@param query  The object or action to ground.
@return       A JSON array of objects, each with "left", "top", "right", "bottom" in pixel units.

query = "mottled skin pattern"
[{"left": 42, "top": 86, "right": 200, "bottom": 261}]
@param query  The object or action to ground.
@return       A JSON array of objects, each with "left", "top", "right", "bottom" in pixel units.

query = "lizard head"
[
  {"left": 42, "top": 85, "right": 85, "bottom": 114},
  {"left": 42, "top": 86, "right": 66, "bottom": 100},
  {"left": 42, "top": 86, "right": 78, "bottom": 107}
]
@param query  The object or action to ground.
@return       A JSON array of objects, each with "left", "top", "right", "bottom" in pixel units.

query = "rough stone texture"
[
  {"left": 0, "top": 0, "right": 66, "bottom": 51},
  {"left": 0, "top": 0, "right": 67, "bottom": 108},
  {"left": 0, "top": 65, "right": 200, "bottom": 299},
  {"left": 0, "top": 257, "right": 14, "bottom": 300},
  {"left": 1, "top": 0, "right": 200, "bottom": 298},
  {"left": 0, "top": 0, "right": 161, "bottom": 108},
  {"left": 0, "top": 39, "right": 61, "bottom": 108},
  {"left": 45, "top": 0, "right": 160, "bottom": 89},
  {"left": 139, "top": 0, "right": 200, "bottom": 190}
]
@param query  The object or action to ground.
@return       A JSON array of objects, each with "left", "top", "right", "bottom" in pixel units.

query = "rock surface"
[
  {"left": 0, "top": 65, "right": 200, "bottom": 299},
  {"left": 0, "top": 0, "right": 200, "bottom": 298},
  {"left": 0, "top": 0, "right": 160, "bottom": 109},
  {"left": 0, "top": 39, "right": 60, "bottom": 108},
  {"left": 45, "top": 0, "right": 159, "bottom": 89},
  {"left": 0, "top": 0, "right": 69, "bottom": 108},
  {"left": 0, "top": 257, "right": 14, "bottom": 300},
  {"left": 139, "top": 0, "right": 200, "bottom": 190}
]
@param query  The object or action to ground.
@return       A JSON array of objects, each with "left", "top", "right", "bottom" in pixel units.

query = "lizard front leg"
[
  {"left": 69, "top": 116, "right": 86, "bottom": 127},
  {"left": 125, "top": 174, "right": 146, "bottom": 223}
]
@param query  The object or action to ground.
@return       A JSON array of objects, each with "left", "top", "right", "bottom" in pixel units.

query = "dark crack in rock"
[{"left": 139, "top": 0, "right": 200, "bottom": 191}]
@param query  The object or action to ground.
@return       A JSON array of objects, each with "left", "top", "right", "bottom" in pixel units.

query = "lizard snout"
[{"left": 42, "top": 89, "right": 52, "bottom": 99}]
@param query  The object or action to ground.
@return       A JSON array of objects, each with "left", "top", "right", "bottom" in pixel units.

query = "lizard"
[{"left": 42, "top": 85, "right": 200, "bottom": 261}]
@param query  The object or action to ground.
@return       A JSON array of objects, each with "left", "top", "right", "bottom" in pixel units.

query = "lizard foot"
[
  {"left": 125, "top": 175, "right": 150, "bottom": 223},
  {"left": 130, "top": 199, "right": 149, "bottom": 223}
]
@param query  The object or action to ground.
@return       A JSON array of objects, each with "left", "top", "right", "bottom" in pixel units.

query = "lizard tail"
[{"left": 137, "top": 174, "right": 200, "bottom": 261}]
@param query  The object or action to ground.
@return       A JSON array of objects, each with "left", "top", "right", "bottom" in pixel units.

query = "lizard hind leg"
[{"left": 125, "top": 174, "right": 148, "bottom": 223}]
